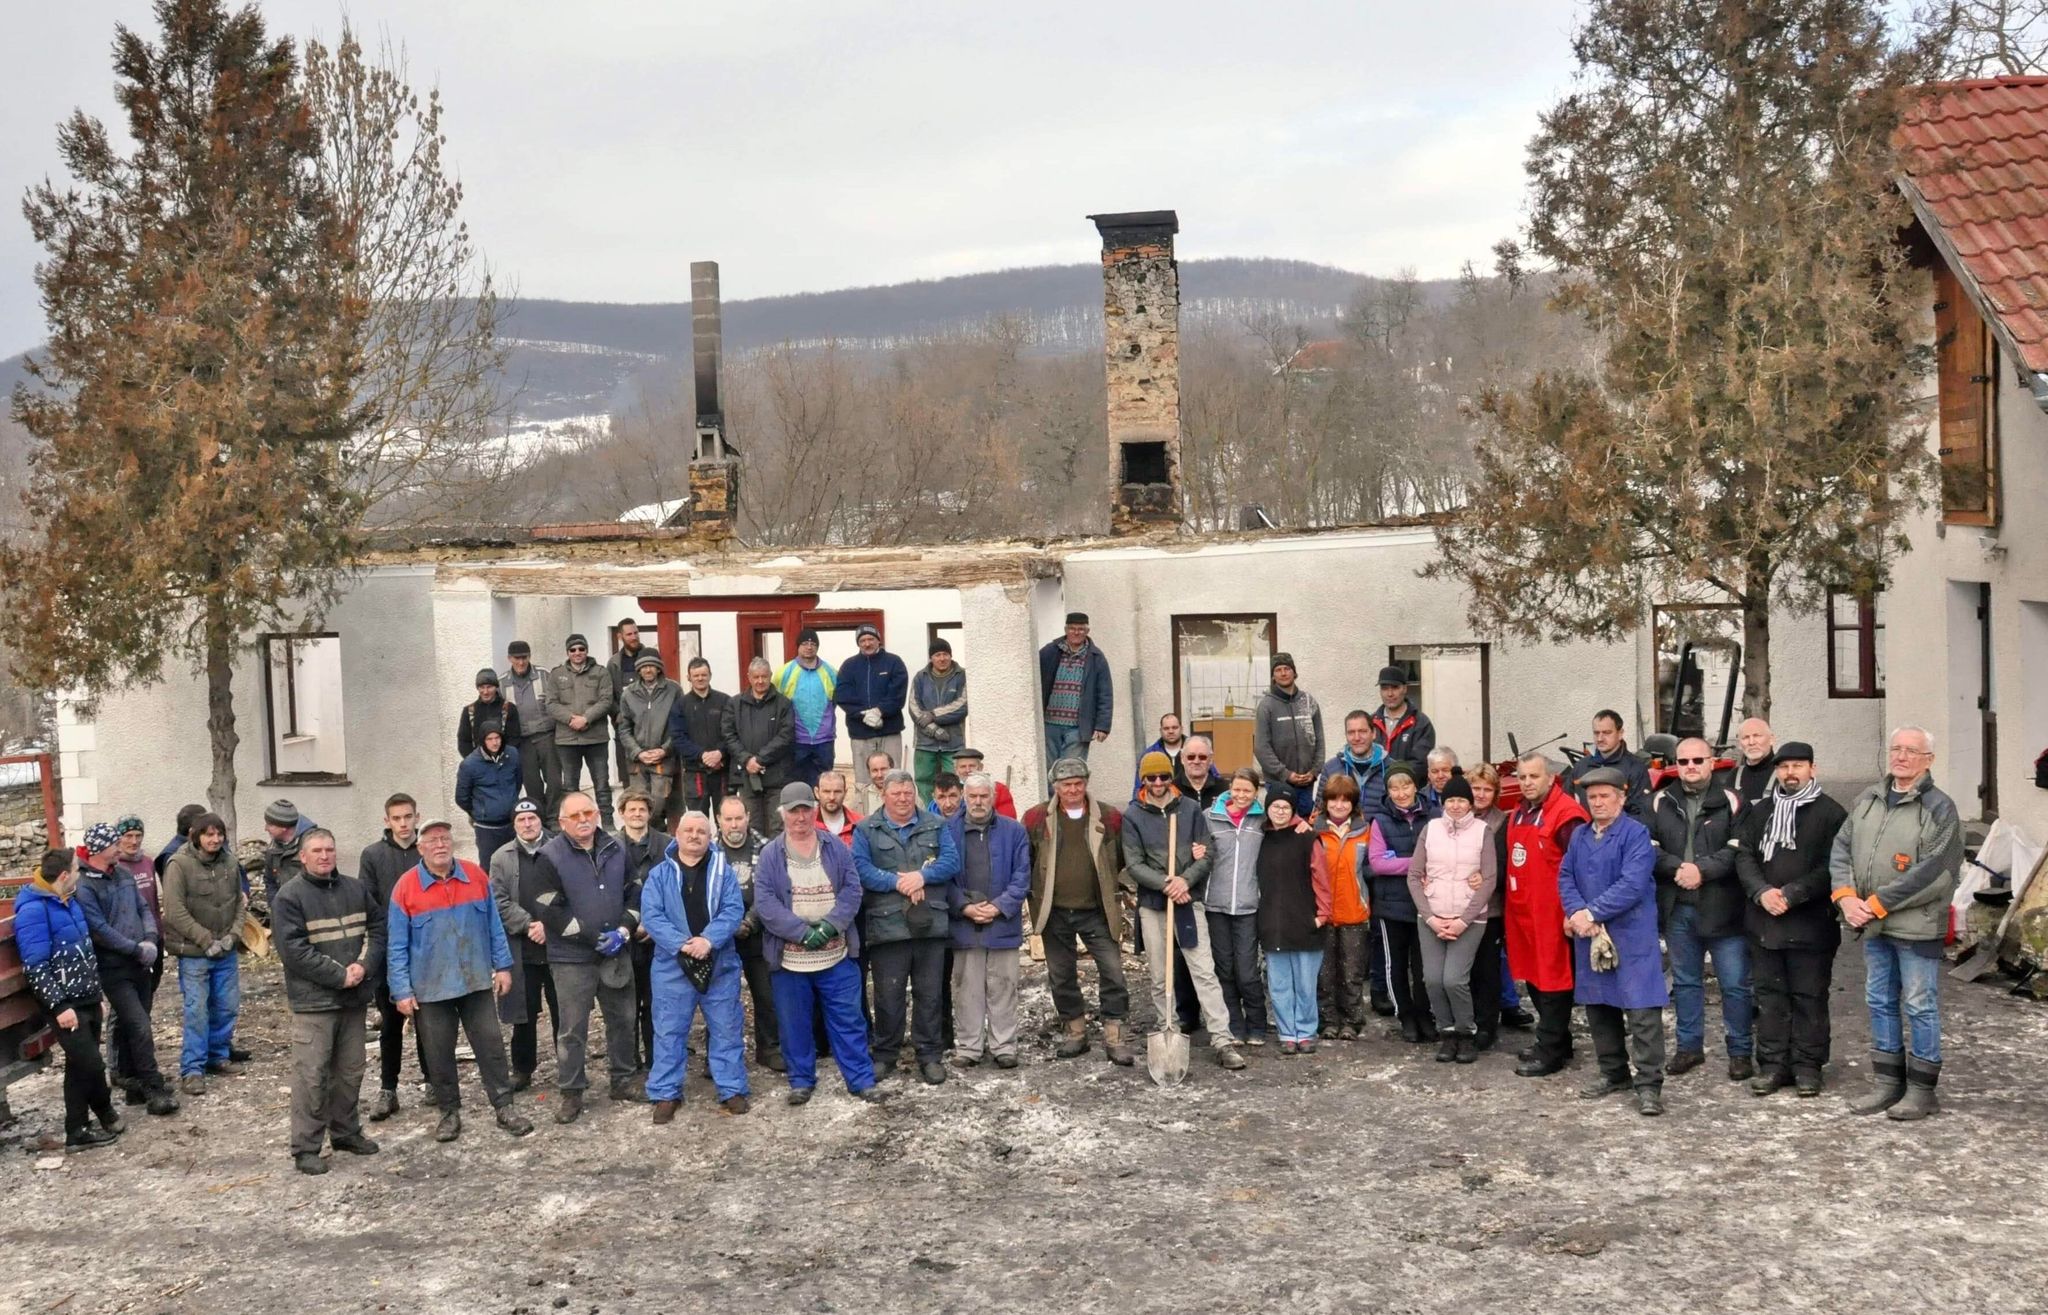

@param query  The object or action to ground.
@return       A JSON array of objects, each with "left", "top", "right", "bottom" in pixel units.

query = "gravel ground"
[{"left": 4, "top": 936, "right": 2045, "bottom": 1315}]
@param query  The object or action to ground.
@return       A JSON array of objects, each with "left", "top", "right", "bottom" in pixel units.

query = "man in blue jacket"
[
  {"left": 641, "top": 811, "right": 749, "bottom": 1120},
  {"left": 834, "top": 623, "right": 908, "bottom": 779},
  {"left": 1038, "top": 612, "right": 1113, "bottom": 769},
  {"left": 853, "top": 770, "right": 962, "bottom": 1085},
  {"left": 76, "top": 822, "right": 177, "bottom": 1115},
  {"left": 949, "top": 773, "right": 1032, "bottom": 1069},
  {"left": 455, "top": 722, "right": 522, "bottom": 868},
  {"left": 1559, "top": 767, "right": 1669, "bottom": 1116}
]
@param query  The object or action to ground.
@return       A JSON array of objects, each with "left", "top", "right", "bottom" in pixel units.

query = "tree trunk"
[
  {"left": 204, "top": 599, "right": 240, "bottom": 840},
  {"left": 1740, "top": 556, "right": 1773, "bottom": 722}
]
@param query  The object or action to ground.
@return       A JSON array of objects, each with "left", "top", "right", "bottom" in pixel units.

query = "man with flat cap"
[
  {"left": 1023, "top": 756, "right": 1132, "bottom": 1064},
  {"left": 1038, "top": 613, "right": 1113, "bottom": 769},
  {"left": 1728, "top": 741, "right": 1846, "bottom": 1097},
  {"left": 501, "top": 640, "right": 559, "bottom": 820},
  {"left": 1558, "top": 765, "right": 1668, "bottom": 1115}
]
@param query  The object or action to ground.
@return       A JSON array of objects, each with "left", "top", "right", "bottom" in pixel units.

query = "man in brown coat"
[{"left": 1023, "top": 757, "right": 1132, "bottom": 1065}]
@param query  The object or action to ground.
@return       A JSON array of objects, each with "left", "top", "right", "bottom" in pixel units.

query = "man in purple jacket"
[{"left": 751, "top": 782, "right": 888, "bottom": 1107}]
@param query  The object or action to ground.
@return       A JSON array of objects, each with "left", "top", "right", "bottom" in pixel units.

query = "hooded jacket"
[
  {"left": 76, "top": 862, "right": 158, "bottom": 964},
  {"left": 1369, "top": 703, "right": 1436, "bottom": 766},
  {"left": 272, "top": 867, "right": 383, "bottom": 1013},
  {"left": 907, "top": 662, "right": 969, "bottom": 753},
  {"left": 161, "top": 841, "right": 247, "bottom": 957},
  {"left": 456, "top": 743, "right": 523, "bottom": 828},
  {"left": 1254, "top": 683, "right": 1326, "bottom": 785},
  {"left": 15, "top": 881, "right": 102, "bottom": 1009},
  {"left": 1203, "top": 795, "right": 1267, "bottom": 916}
]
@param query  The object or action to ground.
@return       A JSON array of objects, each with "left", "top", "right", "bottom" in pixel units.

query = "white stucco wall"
[{"left": 1888, "top": 344, "right": 2048, "bottom": 834}]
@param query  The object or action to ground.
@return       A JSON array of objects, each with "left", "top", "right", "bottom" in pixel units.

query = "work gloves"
[
  {"left": 861, "top": 708, "right": 883, "bottom": 730},
  {"left": 595, "top": 927, "right": 629, "bottom": 958},
  {"left": 136, "top": 942, "right": 158, "bottom": 968},
  {"left": 205, "top": 937, "right": 234, "bottom": 958},
  {"left": 799, "top": 922, "right": 836, "bottom": 951}
]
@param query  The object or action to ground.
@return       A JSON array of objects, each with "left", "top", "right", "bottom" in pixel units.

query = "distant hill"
[{"left": 4, "top": 257, "right": 1449, "bottom": 427}]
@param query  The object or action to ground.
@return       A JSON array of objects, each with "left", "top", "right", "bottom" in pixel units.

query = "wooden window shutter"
[{"left": 1936, "top": 261, "right": 1997, "bottom": 525}]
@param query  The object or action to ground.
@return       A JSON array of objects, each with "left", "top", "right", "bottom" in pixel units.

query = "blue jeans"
[
  {"left": 791, "top": 740, "right": 835, "bottom": 788},
  {"left": 1865, "top": 936, "right": 1942, "bottom": 1063},
  {"left": 1666, "top": 903, "right": 1753, "bottom": 1056},
  {"left": 773, "top": 958, "right": 876, "bottom": 1093},
  {"left": 1266, "top": 948, "right": 1324, "bottom": 1043},
  {"left": 1044, "top": 724, "right": 1088, "bottom": 774},
  {"left": 177, "top": 954, "right": 241, "bottom": 1077},
  {"left": 648, "top": 952, "right": 748, "bottom": 1103}
]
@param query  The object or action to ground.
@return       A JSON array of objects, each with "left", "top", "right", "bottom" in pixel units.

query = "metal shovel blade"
[{"left": 1147, "top": 1028, "right": 1190, "bottom": 1086}]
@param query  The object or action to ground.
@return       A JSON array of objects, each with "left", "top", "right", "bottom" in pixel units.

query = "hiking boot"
[
  {"left": 993, "top": 1054, "right": 1019, "bottom": 1070},
  {"left": 1472, "top": 1030, "right": 1497, "bottom": 1053},
  {"left": 854, "top": 1086, "right": 889, "bottom": 1104},
  {"left": 1101, "top": 1020, "right": 1134, "bottom": 1067},
  {"left": 1579, "top": 1074, "right": 1631, "bottom": 1100},
  {"left": 609, "top": 1077, "right": 648, "bottom": 1103},
  {"left": 787, "top": 1087, "right": 815, "bottom": 1107},
  {"left": 652, "top": 1100, "right": 679, "bottom": 1124},
  {"left": 920, "top": 1062, "right": 947, "bottom": 1085},
  {"left": 121, "top": 1082, "right": 149, "bottom": 1107},
  {"left": 294, "top": 1152, "right": 328, "bottom": 1175},
  {"left": 1749, "top": 1070, "right": 1794, "bottom": 1097},
  {"left": 368, "top": 1088, "right": 398, "bottom": 1121},
  {"left": 1727, "top": 1055, "right": 1755, "bottom": 1082},
  {"left": 510, "top": 1070, "right": 532, "bottom": 1093},
  {"left": 721, "top": 1094, "right": 749, "bottom": 1115},
  {"left": 145, "top": 1090, "right": 180, "bottom": 1117},
  {"left": 227, "top": 1046, "right": 253, "bottom": 1063},
  {"left": 1454, "top": 1032, "right": 1479, "bottom": 1065},
  {"left": 1245, "top": 1033, "right": 1267, "bottom": 1047},
  {"left": 1337, "top": 1024, "right": 1359, "bottom": 1042},
  {"left": 1054, "top": 1017, "right": 1090, "bottom": 1060},
  {"left": 1517, "top": 1043, "right": 1542, "bottom": 1063},
  {"left": 330, "top": 1133, "right": 379, "bottom": 1155},
  {"left": 1417, "top": 1019, "right": 1440, "bottom": 1043},
  {"left": 1635, "top": 1085, "right": 1665, "bottom": 1116},
  {"left": 65, "top": 1127, "right": 116, "bottom": 1153},
  {"left": 763, "top": 1049, "right": 787, "bottom": 1073},
  {"left": 1886, "top": 1058, "right": 1941, "bottom": 1121},
  {"left": 496, "top": 1106, "right": 535, "bottom": 1137},
  {"left": 434, "top": 1110, "right": 462, "bottom": 1142},
  {"left": 1849, "top": 1050, "right": 1907, "bottom": 1116},
  {"left": 554, "top": 1091, "right": 584, "bottom": 1124},
  {"left": 1400, "top": 1018, "right": 1424, "bottom": 1044},
  {"left": 952, "top": 1051, "right": 982, "bottom": 1069},
  {"left": 1319, "top": 1023, "right": 1340, "bottom": 1040},
  {"left": 1435, "top": 1034, "right": 1458, "bottom": 1063},
  {"left": 1667, "top": 1050, "right": 1705, "bottom": 1076},
  {"left": 1216, "top": 1045, "right": 1247, "bottom": 1071},
  {"left": 206, "top": 1059, "right": 245, "bottom": 1077},
  {"left": 1794, "top": 1070, "right": 1825, "bottom": 1097},
  {"left": 1517, "top": 1056, "right": 1568, "bottom": 1078},
  {"left": 180, "top": 1074, "right": 207, "bottom": 1097},
  {"left": 1371, "top": 995, "right": 1396, "bottom": 1017},
  {"left": 1499, "top": 1006, "right": 1534, "bottom": 1029}
]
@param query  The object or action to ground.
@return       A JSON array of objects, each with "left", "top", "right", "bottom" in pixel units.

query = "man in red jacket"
[{"left": 1504, "top": 754, "right": 1589, "bottom": 1078}]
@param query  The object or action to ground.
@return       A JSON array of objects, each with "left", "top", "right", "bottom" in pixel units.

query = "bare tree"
[
  {"left": 303, "top": 23, "right": 513, "bottom": 525},
  {"left": 1946, "top": 0, "right": 2048, "bottom": 74}
]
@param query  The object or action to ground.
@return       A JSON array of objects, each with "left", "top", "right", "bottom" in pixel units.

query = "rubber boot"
[
  {"left": 1885, "top": 1057, "right": 1942, "bottom": 1121},
  {"left": 1848, "top": 1050, "right": 1906, "bottom": 1116},
  {"left": 1101, "top": 1019, "right": 1134, "bottom": 1067},
  {"left": 1054, "top": 1016, "right": 1089, "bottom": 1060}
]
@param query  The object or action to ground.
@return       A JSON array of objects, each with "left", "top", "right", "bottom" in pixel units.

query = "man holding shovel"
[{"left": 1125, "top": 751, "right": 1246, "bottom": 1073}]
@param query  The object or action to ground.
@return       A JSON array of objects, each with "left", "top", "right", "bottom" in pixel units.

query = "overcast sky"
[{"left": 1, "top": 1, "right": 1584, "bottom": 355}]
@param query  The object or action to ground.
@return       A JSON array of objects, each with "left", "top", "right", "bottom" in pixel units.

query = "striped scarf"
[{"left": 1761, "top": 777, "right": 1823, "bottom": 861}]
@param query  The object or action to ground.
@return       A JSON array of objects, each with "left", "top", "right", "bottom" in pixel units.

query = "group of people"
[{"left": 12, "top": 628, "right": 1962, "bottom": 1166}]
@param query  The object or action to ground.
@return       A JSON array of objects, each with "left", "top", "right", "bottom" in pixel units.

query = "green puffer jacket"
[
  {"left": 160, "top": 842, "right": 247, "bottom": 958},
  {"left": 1827, "top": 774, "right": 1962, "bottom": 943}
]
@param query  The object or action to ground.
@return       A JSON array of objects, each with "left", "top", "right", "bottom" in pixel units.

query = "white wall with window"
[{"left": 262, "top": 634, "right": 347, "bottom": 782}]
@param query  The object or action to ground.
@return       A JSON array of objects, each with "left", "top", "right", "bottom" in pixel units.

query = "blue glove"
[{"left": 595, "top": 927, "right": 628, "bottom": 958}]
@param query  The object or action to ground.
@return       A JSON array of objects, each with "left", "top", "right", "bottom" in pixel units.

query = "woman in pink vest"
[{"left": 1408, "top": 775, "right": 1497, "bottom": 1063}]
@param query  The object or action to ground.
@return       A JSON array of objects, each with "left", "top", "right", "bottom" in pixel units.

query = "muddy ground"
[{"left": 4, "top": 937, "right": 2045, "bottom": 1315}]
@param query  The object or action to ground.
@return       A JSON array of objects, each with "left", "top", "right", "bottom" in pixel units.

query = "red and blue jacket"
[{"left": 386, "top": 858, "right": 511, "bottom": 1004}]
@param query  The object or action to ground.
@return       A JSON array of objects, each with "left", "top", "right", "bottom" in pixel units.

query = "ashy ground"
[{"left": 4, "top": 939, "right": 2046, "bottom": 1315}]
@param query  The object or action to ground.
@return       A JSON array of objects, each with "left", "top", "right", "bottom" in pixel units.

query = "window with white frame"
[{"left": 263, "top": 634, "right": 347, "bottom": 782}]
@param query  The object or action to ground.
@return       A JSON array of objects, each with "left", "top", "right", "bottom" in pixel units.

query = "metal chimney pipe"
[{"left": 691, "top": 260, "right": 724, "bottom": 432}]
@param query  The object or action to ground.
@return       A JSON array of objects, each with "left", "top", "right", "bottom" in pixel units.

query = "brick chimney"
[
  {"left": 688, "top": 259, "right": 739, "bottom": 541},
  {"left": 1089, "top": 210, "right": 1183, "bottom": 534}
]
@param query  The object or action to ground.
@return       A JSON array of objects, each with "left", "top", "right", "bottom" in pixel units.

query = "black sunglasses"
[
  {"left": 1143, "top": 773, "right": 1174, "bottom": 783},
  {"left": 1676, "top": 756, "right": 1710, "bottom": 765}
]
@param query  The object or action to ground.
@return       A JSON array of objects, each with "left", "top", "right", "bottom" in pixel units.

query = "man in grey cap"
[
  {"left": 1022, "top": 756, "right": 1133, "bottom": 1065},
  {"left": 501, "top": 640, "right": 559, "bottom": 819},
  {"left": 260, "top": 799, "right": 316, "bottom": 906},
  {"left": 618, "top": 647, "right": 684, "bottom": 827}
]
